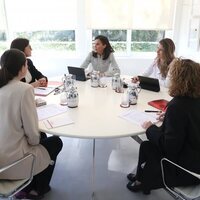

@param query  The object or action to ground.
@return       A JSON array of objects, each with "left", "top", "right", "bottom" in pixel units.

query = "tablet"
[
  {"left": 138, "top": 76, "right": 160, "bottom": 92},
  {"left": 68, "top": 66, "right": 90, "bottom": 81}
]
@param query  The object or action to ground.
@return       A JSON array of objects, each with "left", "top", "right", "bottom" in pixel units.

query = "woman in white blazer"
[{"left": 0, "top": 49, "right": 63, "bottom": 199}]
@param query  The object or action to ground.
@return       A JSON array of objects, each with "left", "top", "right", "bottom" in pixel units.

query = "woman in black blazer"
[
  {"left": 10, "top": 38, "right": 48, "bottom": 87},
  {"left": 127, "top": 58, "right": 200, "bottom": 194}
]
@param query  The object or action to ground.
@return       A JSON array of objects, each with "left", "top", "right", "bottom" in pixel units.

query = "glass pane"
[
  {"left": 14, "top": 30, "right": 76, "bottom": 52},
  {"left": 131, "top": 30, "right": 165, "bottom": 52},
  {"left": 92, "top": 30, "right": 127, "bottom": 41},
  {"left": 111, "top": 42, "right": 126, "bottom": 52},
  {"left": 0, "top": 31, "right": 7, "bottom": 53}
]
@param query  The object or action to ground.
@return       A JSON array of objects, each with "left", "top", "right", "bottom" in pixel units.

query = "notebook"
[
  {"left": 148, "top": 99, "right": 169, "bottom": 111},
  {"left": 138, "top": 76, "right": 160, "bottom": 92},
  {"left": 68, "top": 66, "right": 90, "bottom": 81}
]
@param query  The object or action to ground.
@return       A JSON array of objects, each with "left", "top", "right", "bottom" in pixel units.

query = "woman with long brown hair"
[{"left": 132, "top": 38, "right": 175, "bottom": 87}]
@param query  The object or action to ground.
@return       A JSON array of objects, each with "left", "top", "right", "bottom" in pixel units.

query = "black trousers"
[
  {"left": 135, "top": 141, "right": 163, "bottom": 190},
  {"left": 135, "top": 141, "right": 200, "bottom": 191},
  {"left": 24, "top": 135, "right": 63, "bottom": 195}
]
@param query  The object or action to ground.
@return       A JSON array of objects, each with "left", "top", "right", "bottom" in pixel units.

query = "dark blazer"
[
  {"left": 21, "top": 58, "right": 47, "bottom": 83},
  {"left": 142, "top": 96, "right": 200, "bottom": 189}
]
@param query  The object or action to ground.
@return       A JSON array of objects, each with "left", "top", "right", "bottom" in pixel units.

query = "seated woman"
[
  {"left": 0, "top": 49, "right": 63, "bottom": 199},
  {"left": 10, "top": 38, "right": 48, "bottom": 88},
  {"left": 132, "top": 38, "right": 176, "bottom": 87},
  {"left": 80, "top": 35, "right": 120, "bottom": 76},
  {"left": 127, "top": 58, "right": 200, "bottom": 194}
]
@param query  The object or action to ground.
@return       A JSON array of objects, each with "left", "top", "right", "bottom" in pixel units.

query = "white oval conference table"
[
  {"left": 38, "top": 77, "right": 172, "bottom": 199},
  {"left": 39, "top": 78, "right": 171, "bottom": 138}
]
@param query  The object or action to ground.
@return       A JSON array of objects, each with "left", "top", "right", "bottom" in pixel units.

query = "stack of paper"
[
  {"left": 34, "top": 87, "right": 56, "bottom": 96},
  {"left": 37, "top": 104, "right": 68, "bottom": 121},
  {"left": 119, "top": 110, "right": 158, "bottom": 125},
  {"left": 43, "top": 115, "right": 74, "bottom": 129}
]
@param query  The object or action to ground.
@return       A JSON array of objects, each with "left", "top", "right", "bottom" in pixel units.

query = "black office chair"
[
  {"left": 161, "top": 158, "right": 200, "bottom": 200},
  {"left": 0, "top": 153, "right": 35, "bottom": 200}
]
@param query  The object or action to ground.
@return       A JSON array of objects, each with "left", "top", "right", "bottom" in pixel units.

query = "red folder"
[{"left": 148, "top": 99, "right": 169, "bottom": 111}]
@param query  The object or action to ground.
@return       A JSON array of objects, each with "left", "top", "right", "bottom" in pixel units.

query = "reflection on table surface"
[{"left": 39, "top": 77, "right": 171, "bottom": 139}]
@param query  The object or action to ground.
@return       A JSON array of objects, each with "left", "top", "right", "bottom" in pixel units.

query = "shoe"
[
  {"left": 15, "top": 191, "right": 28, "bottom": 199},
  {"left": 126, "top": 181, "right": 151, "bottom": 195},
  {"left": 127, "top": 173, "right": 137, "bottom": 182},
  {"left": 42, "top": 185, "right": 51, "bottom": 195},
  {"left": 15, "top": 191, "right": 44, "bottom": 200},
  {"left": 126, "top": 181, "right": 142, "bottom": 192}
]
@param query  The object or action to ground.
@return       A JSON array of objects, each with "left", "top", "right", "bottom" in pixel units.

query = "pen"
[{"left": 145, "top": 110, "right": 161, "bottom": 113}]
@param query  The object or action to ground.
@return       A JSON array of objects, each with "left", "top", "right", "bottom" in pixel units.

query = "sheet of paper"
[
  {"left": 43, "top": 114, "right": 74, "bottom": 129},
  {"left": 37, "top": 104, "right": 68, "bottom": 121},
  {"left": 34, "top": 87, "right": 55, "bottom": 96},
  {"left": 119, "top": 110, "right": 158, "bottom": 125}
]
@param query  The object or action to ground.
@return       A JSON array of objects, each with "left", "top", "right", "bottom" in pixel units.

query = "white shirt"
[{"left": 141, "top": 60, "right": 171, "bottom": 88}]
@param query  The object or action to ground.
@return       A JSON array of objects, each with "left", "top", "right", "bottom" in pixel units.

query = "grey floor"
[{"left": 40, "top": 135, "right": 174, "bottom": 200}]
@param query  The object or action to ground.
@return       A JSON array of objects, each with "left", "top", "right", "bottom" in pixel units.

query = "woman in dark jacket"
[
  {"left": 127, "top": 58, "right": 200, "bottom": 194},
  {"left": 10, "top": 38, "right": 47, "bottom": 87}
]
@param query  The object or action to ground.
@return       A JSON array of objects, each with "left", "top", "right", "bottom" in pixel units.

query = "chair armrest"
[
  {"left": 0, "top": 153, "right": 35, "bottom": 181},
  {"left": 161, "top": 158, "right": 200, "bottom": 180}
]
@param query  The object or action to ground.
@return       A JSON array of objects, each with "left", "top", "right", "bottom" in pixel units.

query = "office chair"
[
  {"left": 0, "top": 153, "right": 35, "bottom": 200},
  {"left": 161, "top": 158, "right": 200, "bottom": 200}
]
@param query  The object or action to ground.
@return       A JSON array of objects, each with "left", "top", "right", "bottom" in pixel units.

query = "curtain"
[
  {"left": 5, "top": 0, "right": 77, "bottom": 31},
  {"left": 0, "top": 0, "right": 6, "bottom": 32},
  {"left": 86, "top": 0, "right": 176, "bottom": 30}
]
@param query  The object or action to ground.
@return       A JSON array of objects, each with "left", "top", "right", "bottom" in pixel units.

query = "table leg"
[
  {"left": 91, "top": 138, "right": 95, "bottom": 200},
  {"left": 131, "top": 135, "right": 143, "bottom": 144}
]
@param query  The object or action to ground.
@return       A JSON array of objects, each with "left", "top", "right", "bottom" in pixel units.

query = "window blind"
[
  {"left": 0, "top": 0, "right": 6, "bottom": 32},
  {"left": 86, "top": 0, "right": 176, "bottom": 30},
  {"left": 5, "top": 0, "right": 77, "bottom": 31}
]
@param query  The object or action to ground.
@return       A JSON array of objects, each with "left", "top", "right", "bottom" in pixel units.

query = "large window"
[
  {"left": 0, "top": 0, "right": 173, "bottom": 56},
  {"left": 2, "top": 0, "right": 77, "bottom": 54}
]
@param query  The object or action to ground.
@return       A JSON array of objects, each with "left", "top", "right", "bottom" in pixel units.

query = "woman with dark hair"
[
  {"left": 127, "top": 58, "right": 200, "bottom": 194},
  {"left": 0, "top": 49, "right": 63, "bottom": 199},
  {"left": 80, "top": 35, "right": 120, "bottom": 76},
  {"left": 132, "top": 38, "right": 176, "bottom": 87},
  {"left": 10, "top": 38, "right": 48, "bottom": 88}
]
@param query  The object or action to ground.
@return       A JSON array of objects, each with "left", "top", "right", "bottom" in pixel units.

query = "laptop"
[
  {"left": 138, "top": 76, "right": 160, "bottom": 92},
  {"left": 67, "top": 66, "right": 90, "bottom": 81}
]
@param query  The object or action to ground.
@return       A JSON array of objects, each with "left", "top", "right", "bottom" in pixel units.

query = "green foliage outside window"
[{"left": 0, "top": 29, "right": 165, "bottom": 53}]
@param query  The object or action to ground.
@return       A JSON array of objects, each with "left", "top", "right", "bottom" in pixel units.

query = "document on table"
[
  {"left": 119, "top": 110, "right": 158, "bottom": 125},
  {"left": 34, "top": 87, "right": 56, "bottom": 96},
  {"left": 37, "top": 104, "right": 68, "bottom": 121},
  {"left": 43, "top": 114, "right": 74, "bottom": 129}
]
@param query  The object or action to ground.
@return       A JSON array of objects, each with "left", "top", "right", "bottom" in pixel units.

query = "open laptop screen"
[
  {"left": 138, "top": 76, "right": 160, "bottom": 92},
  {"left": 68, "top": 66, "right": 89, "bottom": 81}
]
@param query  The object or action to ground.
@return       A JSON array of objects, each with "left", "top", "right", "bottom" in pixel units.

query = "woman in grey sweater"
[{"left": 80, "top": 35, "right": 120, "bottom": 76}]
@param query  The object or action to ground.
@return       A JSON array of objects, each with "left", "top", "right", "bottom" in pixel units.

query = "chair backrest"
[
  {"left": 161, "top": 158, "right": 200, "bottom": 200},
  {"left": 0, "top": 153, "right": 35, "bottom": 199}
]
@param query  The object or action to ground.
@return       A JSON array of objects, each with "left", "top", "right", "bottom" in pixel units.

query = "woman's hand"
[
  {"left": 156, "top": 112, "right": 165, "bottom": 122},
  {"left": 131, "top": 76, "right": 139, "bottom": 83},
  {"left": 141, "top": 121, "right": 153, "bottom": 130},
  {"left": 38, "top": 78, "right": 47, "bottom": 87},
  {"left": 31, "top": 81, "right": 41, "bottom": 88}
]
